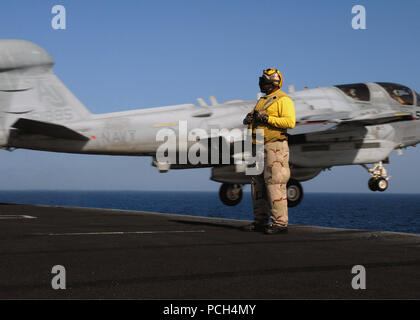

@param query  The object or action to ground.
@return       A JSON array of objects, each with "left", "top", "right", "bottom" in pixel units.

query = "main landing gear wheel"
[
  {"left": 219, "top": 183, "right": 243, "bottom": 206},
  {"left": 368, "top": 177, "right": 388, "bottom": 192},
  {"left": 362, "top": 161, "right": 391, "bottom": 192},
  {"left": 368, "top": 177, "right": 378, "bottom": 191},
  {"left": 287, "top": 179, "right": 303, "bottom": 207}
]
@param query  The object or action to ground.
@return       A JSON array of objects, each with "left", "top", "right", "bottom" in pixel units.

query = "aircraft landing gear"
[
  {"left": 287, "top": 179, "right": 304, "bottom": 207},
  {"left": 219, "top": 183, "right": 243, "bottom": 206},
  {"left": 362, "top": 161, "right": 390, "bottom": 192},
  {"left": 219, "top": 180, "right": 305, "bottom": 207}
]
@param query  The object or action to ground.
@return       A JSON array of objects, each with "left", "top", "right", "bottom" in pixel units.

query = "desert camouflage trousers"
[{"left": 251, "top": 140, "right": 290, "bottom": 227}]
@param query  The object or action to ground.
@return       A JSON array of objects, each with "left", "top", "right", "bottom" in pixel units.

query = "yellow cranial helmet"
[{"left": 261, "top": 68, "right": 283, "bottom": 88}]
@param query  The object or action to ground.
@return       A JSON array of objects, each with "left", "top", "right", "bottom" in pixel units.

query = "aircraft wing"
[
  {"left": 339, "top": 111, "right": 414, "bottom": 125},
  {"left": 289, "top": 110, "right": 415, "bottom": 135}
]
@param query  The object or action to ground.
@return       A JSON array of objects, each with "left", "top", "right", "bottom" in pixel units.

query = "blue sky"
[{"left": 0, "top": 0, "right": 419, "bottom": 192}]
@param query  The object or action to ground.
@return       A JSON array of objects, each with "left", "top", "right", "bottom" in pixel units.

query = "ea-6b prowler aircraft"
[{"left": 1, "top": 39, "right": 420, "bottom": 207}]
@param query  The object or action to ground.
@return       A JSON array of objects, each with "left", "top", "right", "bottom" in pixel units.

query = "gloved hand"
[
  {"left": 253, "top": 111, "right": 269, "bottom": 124},
  {"left": 243, "top": 112, "right": 254, "bottom": 125}
]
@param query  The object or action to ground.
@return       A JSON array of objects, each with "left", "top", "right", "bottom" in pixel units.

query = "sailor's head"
[{"left": 259, "top": 68, "right": 283, "bottom": 95}]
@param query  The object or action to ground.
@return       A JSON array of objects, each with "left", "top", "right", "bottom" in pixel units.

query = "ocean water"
[{"left": 0, "top": 191, "right": 419, "bottom": 235}]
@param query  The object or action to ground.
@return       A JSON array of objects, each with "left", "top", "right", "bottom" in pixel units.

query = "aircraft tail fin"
[{"left": 0, "top": 39, "right": 92, "bottom": 132}]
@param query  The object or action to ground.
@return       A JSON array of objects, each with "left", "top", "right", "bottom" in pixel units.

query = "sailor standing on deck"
[{"left": 242, "top": 68, "right": 296, "bottom": 234}]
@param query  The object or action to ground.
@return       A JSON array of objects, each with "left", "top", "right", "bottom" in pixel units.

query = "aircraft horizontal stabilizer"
[{"left": 11, "top": 118, "right": 89, "bottom": 141}]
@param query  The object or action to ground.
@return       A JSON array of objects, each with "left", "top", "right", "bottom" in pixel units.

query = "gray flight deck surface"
[{"left": 0, "top": 203, "right": 419, "bottom": 299}]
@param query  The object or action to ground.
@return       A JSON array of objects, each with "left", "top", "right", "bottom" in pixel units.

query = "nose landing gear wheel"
[
  {"left": 219, "top": 183, "right": 243, "bottom": 206},
  {"left": 287, "top": 179, "right": 303, "bottom": 207}
]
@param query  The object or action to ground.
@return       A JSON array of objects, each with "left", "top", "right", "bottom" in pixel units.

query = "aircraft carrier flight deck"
[{"left": 0, "top": 203, "right": 419, "bottom": 299}]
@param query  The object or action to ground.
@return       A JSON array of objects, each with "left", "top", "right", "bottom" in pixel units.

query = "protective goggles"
[{"left": 263, "top": 68, "right": 279, "bottom": 76}]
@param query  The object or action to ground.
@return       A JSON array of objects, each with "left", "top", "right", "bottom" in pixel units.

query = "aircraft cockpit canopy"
[
  {"left": 376, "top": 82, "right": 414, "bottom": 105},
  {"left": 335, "top": 83, "right": 370, "bottom": 101}
]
